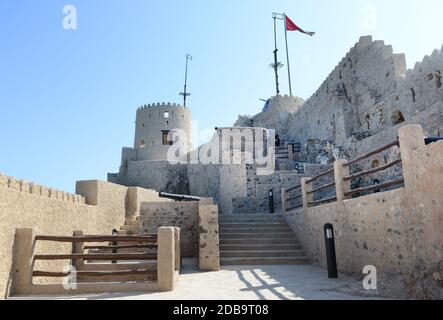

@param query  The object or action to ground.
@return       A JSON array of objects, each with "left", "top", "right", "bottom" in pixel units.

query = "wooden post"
[
  {"left": 11, "top": 228, "right": 34, "bottom": 295},
  {"left": 301, "top": 178, "right": 313, "bottom": 208},
  {"left": 157, "top": 227, "right": 175, "bottom": 291},
  {"left": 281, "top": 188, "right": 288, "bottom": 212},
  {"left": 398, "top": 125, "right": 425, "bottom": 190},
  {"left": 72, "top": 231, "right": 84, "bottom": 270},
  {"left": 334, "top": 160, "right": 351, "bottom": 202},
  {"left": 174, "top": 227, "right": 181, "bottom": 272}
]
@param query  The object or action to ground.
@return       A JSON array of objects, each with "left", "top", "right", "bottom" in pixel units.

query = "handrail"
[
  {"left": 344, "top": 177, "right": 404, "bottom": 197},
  {"left": 307, "top": 182, "right": 336, "bottom": 195},
  {"left": 308, "top": 196, "right": 337, "bottom": 206},
  {"left": 83, "top": 244, "right": 157, "bottom": 250},
  {"left": 345, "top": 140, "right": 399, "bottom": 167},
  {"left": 287, "top": 194, "right": 303, "bottom": 202},
  {"left": 343, "top": 159, "right": 402, "bottom": 181},
  {"left": 35, "top": 235, "right": 157, "bottom": 243},
  {"left": 34, "top": 253, "right": 157, "bottom": 261},
  {"left": 286, "top": 205, "right": 303, "bottom": 211},
  {"left": 425, "top": 137, "right": 443, "bottom": 145},
  {"left": 306, "top": 168, "right": 334, "bottom": 184},
  {"left": 33, "top": 270, "right": 157, "bottom": 278},
  {"left": 286, "top": 184, "right": 302, "bottom": 193}
]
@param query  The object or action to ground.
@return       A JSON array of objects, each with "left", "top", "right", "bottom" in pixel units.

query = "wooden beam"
[
  {"left": 34, "top": 253, "right": 157, "bottom": 261},
  {"left": 307, "top": 182, "right": 336, "bottom": 195},
  {"left": 83, "top": 244, "right": 158, "bottom": 250},
  {"left": 286, "top": 185, "right": 302, "bottom": 193},
  {"left": 35, "top": 235, "right": 157, "bottom": 243},
  {"left": 306, "top": 168, "right": 334, "bottom": 184},
  {"left": 308, "top": 196, "right": 337, "bottom": 206},
  {"left": 343, "top": 159, "right": 402, "bottom": 181},
  {"left": 345, "top": 140, "right": 400, "bottom": 167},
  {"left": 344, "top": 178, "right": 404, "bottom": 197},
  {"left": 33, "top": 270, "right": 157, "bottom": 278}
]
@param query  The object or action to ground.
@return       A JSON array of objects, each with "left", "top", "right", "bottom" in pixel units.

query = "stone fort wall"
[
  {"left": 236, "top": 36, "right": 443, "bottom": 160},
  {"left": 0, "top": 174, "right": 166, "bottom": 298}
]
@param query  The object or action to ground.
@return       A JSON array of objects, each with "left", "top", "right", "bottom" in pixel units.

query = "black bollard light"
[
  {"left": 112, "top": 229, "right": 119, "bottom": 264},
  {"left": 324, "top": 223, "right": 338, "bottom": 278},
  {"left": 269, "top": 189, "right": 274, "bottom": 214}
]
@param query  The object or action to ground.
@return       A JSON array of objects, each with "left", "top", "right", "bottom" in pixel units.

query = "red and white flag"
[{"left": 285, "top": 15, "right": 315, "bottom": 36}]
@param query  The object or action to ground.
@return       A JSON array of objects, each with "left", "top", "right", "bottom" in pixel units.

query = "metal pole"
[
  {"left": 269, "top": 189, "right": 275, "bottom": 214},
  {"left": 183, "top": 55, "right": 189, "bottom": 107},
  {"left": 273, "top": 16, "right": 280, "bottom": 95},
  {"left": 180, "top": 54, "right": 192, "bottom": 107},
  {"left": 283, "top": 13, "right": 293, "bottom": 96},
  {"left": 324, "top": 224, "right": 338, "bottom": 278}
]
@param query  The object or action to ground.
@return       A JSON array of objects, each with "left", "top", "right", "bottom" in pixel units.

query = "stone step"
[
  {"left": 220, "top": 238, "right": 298, "bottom": 245},
  {"left": 219, "top": 217, "right": 287, "bottom": 223},
  {"left": 220, "top": 250, "right": 306, "bottom": 258},
  {"left": 220, "top": 227, "right": 292, "bottom": 234},
  {"left": 219, "top": 222, "right": 289, "bottom": 228},
  {"left": 220, "top": 232, "right": 295, "bottom": 239},
  {"left": 220, "top": 243, "right": 303, "bottom": 251},
  {"left": 120, "top": 224, "right": 139, "bottom": 232},
  {"left": 221, "top": 256, "right": 310, "bottom": 266}
]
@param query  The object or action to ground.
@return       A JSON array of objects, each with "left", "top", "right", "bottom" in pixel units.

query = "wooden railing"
[
  {"left": 342, "top": 139, "right": 403, "bottom": 198},
  {"left": 305, "top": 167, "right": 337, "bottom": 207},
  {"left": 32, "top": 234, "right": 158, "bottom": 280},
  {"left": 283, "top": 184, "right": 303, "bottom": 212},
  {"left": 282, "top": 138, "right": 406, "bottom": 210}
]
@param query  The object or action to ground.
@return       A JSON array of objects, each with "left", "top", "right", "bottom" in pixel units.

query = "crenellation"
[
  {"left": 8, "top": 177, "right": 20, "bottom": 191},
  {"left": 30, "top": 183, "right": 41, "bottom": 196},
  {"left": 19, "top": 180, "right": 30, "bottom": 193},
  {"left": 0, "top": 173, "right": 8, "bottom": 188}
]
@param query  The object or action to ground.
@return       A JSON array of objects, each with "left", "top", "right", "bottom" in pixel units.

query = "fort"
[{"left": 1, "top": 36, "right": 442, "bottom": 300}]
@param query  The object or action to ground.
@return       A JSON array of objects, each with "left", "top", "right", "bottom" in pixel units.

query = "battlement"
[
  {"left": 302, "top": 35, "right": 407, "bottom": 105},
  {"left": 0, "top": 172, "right": 85, "bottom": 204},
  {"left": 137, "top": 102, "right": 186, "bottom": 111},
  {"left": 406, "top": 44, "right": 443, "bottom": 81}
]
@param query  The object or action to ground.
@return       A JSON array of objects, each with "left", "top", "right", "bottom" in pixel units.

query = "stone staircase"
[{"left": 219, "top": 214, "right": 310, "bottom": 265}]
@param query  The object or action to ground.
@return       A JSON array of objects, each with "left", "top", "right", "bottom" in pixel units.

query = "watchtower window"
[
  {"left": 139, "top": 139, "right": 146, "bottom": 149},
  {"left": 164, "top": 111, "right": 170, "bottom": 118},
  {"left": 162, "top": 131, "right": 172, "bottom": 145}
]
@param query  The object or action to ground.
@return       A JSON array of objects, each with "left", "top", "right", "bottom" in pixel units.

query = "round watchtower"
[{"left": 134, "top": 103, "right": 192, "bottom": 161}]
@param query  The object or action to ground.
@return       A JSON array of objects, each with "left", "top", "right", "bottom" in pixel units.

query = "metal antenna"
[
  {"left": 180, "top": 54, "right": 192, "bottom": 107},
  {"left": 270, "top": 13, "right": 285, "bottom": 96}
]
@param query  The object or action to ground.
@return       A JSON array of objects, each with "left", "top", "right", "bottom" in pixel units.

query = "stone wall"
[
  {"left": 285, "top": 127, "right": 443, "bottom": 299},
  {"left": 0, "top": 175, "right": 165, "bottom": 299},
  {"left": 139, "top": 202, "right": 200, "bottom": 258},
  {"left": 124, "top": 161, "right": 189, "bottom": 195},
  {"left": 234, "top": 36, "right": 443, "bottom": 167},
  {"left": 188, "top": 164, "right": 247, "bottom": 214}
]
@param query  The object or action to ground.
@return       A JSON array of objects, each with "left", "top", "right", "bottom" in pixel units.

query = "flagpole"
[{"left": 283, "top": 13, "right": 293, "bottom": 96}]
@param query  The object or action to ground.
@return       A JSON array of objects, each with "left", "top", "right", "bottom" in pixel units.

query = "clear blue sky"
[{"left": 1, "top": 0, "right": 442, "bottom": 192}]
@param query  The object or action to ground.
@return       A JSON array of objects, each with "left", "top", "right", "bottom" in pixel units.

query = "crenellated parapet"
[
  {"left": 0, "top": 172, "right": 85, "bottom": 204},
  {"left": 137, "top": 102, "right": 186, "bottom": 111}
]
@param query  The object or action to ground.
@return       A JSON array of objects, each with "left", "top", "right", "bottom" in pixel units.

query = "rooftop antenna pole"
[
  {"left": 271, "top": 13, "right": 284, "bottom": 96},
  {"left": 180, "top": 54, "right": 192, "bottom": 107}
]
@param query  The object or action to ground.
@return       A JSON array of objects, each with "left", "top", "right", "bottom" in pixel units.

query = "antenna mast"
[
  {"left": 180, "top": 54, "right": 193, "bottom": 107},
  {"left": 270, "top": 13, "right": 284, "bottom": 96}
]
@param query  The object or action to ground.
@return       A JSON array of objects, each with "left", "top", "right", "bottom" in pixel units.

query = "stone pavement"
[{"left": 11, "top": 259, "right": 387, "bottom": 300}]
